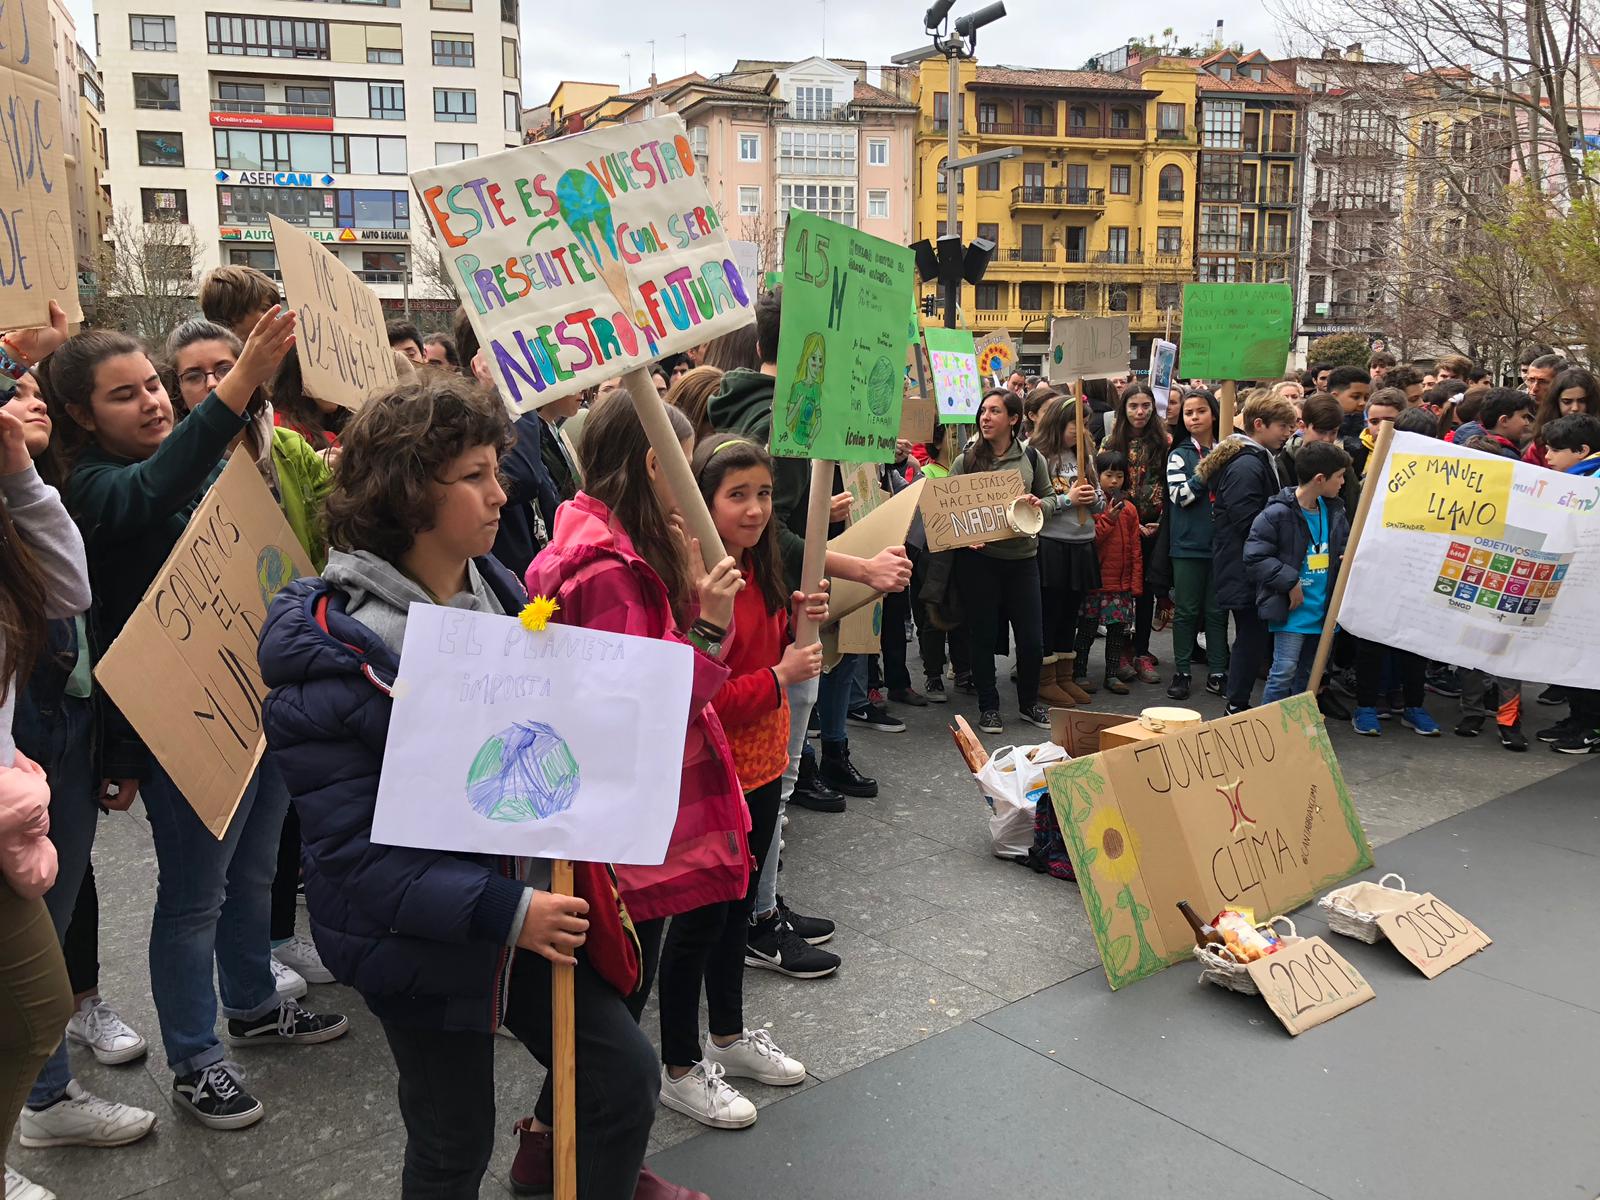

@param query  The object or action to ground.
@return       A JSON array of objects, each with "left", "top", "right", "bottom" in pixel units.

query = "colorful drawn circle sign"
[
  {"left": 867, "top": 356, "right": 896, "bottom": 417},
  {"left": 256, "top": 546, "right": 299, "bottom": 610},
  {"left": 1052, "top": 346, "right": 1065, "bottom": 367}
]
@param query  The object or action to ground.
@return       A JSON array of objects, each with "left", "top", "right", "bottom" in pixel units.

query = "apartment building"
[
  {"left": 97, "top": 0, "right": 524, "bottom": 308},
  {"left": 78, "top": 45, "right": 111, "bottom": 293},
  {"left": 899, "top": 57, "right": 1200, "bottom": 370}
]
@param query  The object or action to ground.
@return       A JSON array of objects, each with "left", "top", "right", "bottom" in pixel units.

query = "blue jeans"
[
  {"left": 142, "top": 755, "right": 289, "bottom": 1076},
  {"left": 1263, "top": 632, "right": 1320, "bottom": 704},
  {"left": 17, "top": 696, "right": 97, "bottom": 1108},
  {"left": 756, "top": 674, "right": 819, "bottom": 917},
  {"left": 816, "top": 653, "right": 857, "bottom": 747}
]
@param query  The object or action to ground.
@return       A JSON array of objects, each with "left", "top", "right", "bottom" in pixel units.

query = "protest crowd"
[{"left": 0, "top": 253, "right": 1597, "bottom": 1200}]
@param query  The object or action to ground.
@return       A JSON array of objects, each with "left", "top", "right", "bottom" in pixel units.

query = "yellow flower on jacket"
[
  {"left": 519, "top": 596, "right": 560, "bottom": 632},
  {"left": 1083, "top": 805, "right": 1140, "bottom": 888}
]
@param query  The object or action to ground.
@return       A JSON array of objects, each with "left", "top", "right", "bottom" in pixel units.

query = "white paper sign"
[
  {"left": 372, "top": 605, "right": 693, "bottom": 864},
  {"left": 1149, "top": 338, "right": 1177, "bottom": 416},
  {"left": 1339, "top": 432, "right": 1600, "bottom": 688},
  {"left": 411, "top": 114, "right": 755, "bottom": 412}
]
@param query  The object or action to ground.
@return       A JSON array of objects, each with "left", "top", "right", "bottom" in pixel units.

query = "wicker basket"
[
  {"left": 1317, "top": 873, "right": 1416, "bottom": 944},
  {"left": 1194, "top": 917, "right": 1299, "bottom": 995}
]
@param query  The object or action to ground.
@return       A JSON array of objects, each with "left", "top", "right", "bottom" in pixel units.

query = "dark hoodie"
[
  {"left": 1196, "top": 433, "right": 1286, "bottom": 610},
  {"left": 707, "top": 368, "right": 811, "bottom": 590}
]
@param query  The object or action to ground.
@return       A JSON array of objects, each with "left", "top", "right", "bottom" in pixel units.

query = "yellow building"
[{"left": 903, "top": 58, "right": 1200, "bottom": 370}]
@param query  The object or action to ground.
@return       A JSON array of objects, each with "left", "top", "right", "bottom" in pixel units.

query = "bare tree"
[
  {"left": 90, "top": 208, "right": 203, "bottom": 340},
  {"left": 737, "top": 210, "right": 782, "bottom": 288},
  {"left": 408, "top": 234, "right": 462, "bottom": 303}
]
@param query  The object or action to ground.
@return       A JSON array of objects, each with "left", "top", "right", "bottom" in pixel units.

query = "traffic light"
[{"left": 921, "top": 295, "right": 939, "bottom": 317}]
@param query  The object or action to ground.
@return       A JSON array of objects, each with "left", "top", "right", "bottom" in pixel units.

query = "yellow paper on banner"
[{"left": 1382, "top": 454, "right": 1512, "bottom": 539}]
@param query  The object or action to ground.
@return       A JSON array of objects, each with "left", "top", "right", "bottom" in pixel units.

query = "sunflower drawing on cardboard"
[{"left": 1046, "top": 695, "right": 1372, "bottom": 990}]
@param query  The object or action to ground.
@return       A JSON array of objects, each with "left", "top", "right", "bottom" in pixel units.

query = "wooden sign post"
[
  {"left": 1306, "top": 419, "right": 1396, "bottom": 697},
  {"left": 620, "top": 366, "right": 723, "bottom": 571},
  {"left": 1218, "top": 379, "right": 1238, "bottom": 437},
  {"left": 550, "top": 860, "right": 578, "bottom": 1200},
  {"left": 795, "top": 460, "right": 836, "bottom": 647},
  {"left": 1073, "top": 377, "right": 1092, "bottom": 525}
]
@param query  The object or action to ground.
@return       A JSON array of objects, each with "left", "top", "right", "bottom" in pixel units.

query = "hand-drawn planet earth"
[
  {"left": 256, "top": 546, "right": 299, "bottom": 610},
  {"left": 466, "top": 721, "right": 581, "bottom": 822},
  {"left": 866, "top": 356, "right": 896, "bottom": 417}
]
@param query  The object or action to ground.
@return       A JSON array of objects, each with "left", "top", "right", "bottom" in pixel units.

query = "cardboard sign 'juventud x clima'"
[{"left": 1045, "top": 695, "right": 1373, "bottom": 990}]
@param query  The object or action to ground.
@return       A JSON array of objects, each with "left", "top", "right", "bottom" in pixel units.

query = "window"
[
  {"left": 779, "top": 130, "right": 855, "bottom": 176},
  {"left": 738, "top": 133, "right": 759, "bottom": 162},
  {"left": 778, "top": 183, "right": 855, "bottom": 227},
  {"left": 504, "top": 92, "right": 519, "bottom": 133},
  {"left": 974, "top": 282, "right": 1001, "bottom": 311},
  {"left": 1019, "top": 224, "right": 1044, "bottom": 261},
  {"left": 1109, "top": 165, "right": 1130, "bottom": 195},
  {"left": 434, "top": 142, "right": 478, "bottom": 163},
  {"left": 1156, "top": 226, "right": 1182, "bottom": 253},
  {"left": 130, "top": 14, "right": 176, "bottom": 51},
  {"left": 1157, "top": 164, "right": 1182, "bottom": 201},
  {"left": 689, "top": 125, "right": 707, "bottom": 168},
  {"left": 369, "top": 83, "right": 404, "bottom": 120},
  {"left": 502, "top": 37, "right": 518, "bottom": 79},
  {"left": 977, "top": 223, "right": 999, "bottom": 245},
  {"left": 1108, "top": 283, "right": 1136, "bottom": 312},
  {"left": 1266, "top": 163, "right": 1291, "bottom": 204},
  {"left": 1157, "top": 103, "right": 1184, "bottom": 137},
  {"left": 432, "top": 0, "right": 470, "bottom": 7},
  {"left": 738, "top": 186, "right": 760, "bottom": 217},
  {"left": 361, "top": 251, "right": 406, "bottom": 282},
  {"left": 792, "top": 86, "right": 835, "bottom": 121},
  {"left": 1199, "top": 154, "right": 1239, "bottom": 201},
  {"left": 1062, "top": 283, "right": 1086, "bottom": 310},
  {"left": 934, "top": 92, "right": 949, "bottom": 130},
  {"left": 500, "top": 0, "right": 517, "bottom": 20},
  {"left": 141, "top": 187, "right": 187, "bottom": 222},
  {"left": 432, "top": 34, "right": 474, "bottom": 67},
  {"left": 206, "top": 15, "right": 330, "bottom": 59},
  {"left": 1069, "top": 105, "right": 1089, "bottom": 129},
  {"left": 1201, "top": 99, "right": 1243, "bottom": 149},
  {"left": 214, "top": 130, "right": 407, "bottom": 173},
  {"left": 285, "top": 85, "right": 331, "bottom": 114},
  {"left": 217, "top": 185, "right": 410, "bottom": 228},
  {"left": 216, "top": 81, "right": 266, "bottom": 110},
  {"left": 435, "top": 88, "right": 477, "bottom": 123},
  {"left": 134, "top": 74, "right": 179, "bottom": 110},
  {"left": 1196, "top": 254, "right": 1236, "bottom": 283},
  {"left": 868, "top": 138, "right": 888, "bottom": 166},
  {"left": 138, "top": 130, "right": 184, "bottom": 167},
  {"left": 1063, "top": 226, "right": 1086, "bottom": 262},
  {"left": 228, "top": 249, "right": 278, "bottom": 278},
  {"left": 976, "top": 160, "right": 1000, "bottom": 190},
  {"left": 1110, "top": 107, "right": 1133, "bottom": 130},
  {"left": 1265, "top": 212, "right": 1289, "bottom": 254},
  {"left": 1105, "top": 227, "right": 1129, "bottom": 264},
  {"left": 935, "top": 156, "right": 963, "bottom": 194},
  {"left": 1019, "top": 282, "right": 1047, "bottom": 312},
  {"left": 1156, "top": 283, "right": 1181, "bottom": 310},
  {"left": 1198, "top": 204, "right": 1239, "bottom": 251},
  {"left": 1022, "top": 103, "right": 1048, "bottom": 132},
  {"left": 867, "top": 189, "right": 889, "bottom": 219}
]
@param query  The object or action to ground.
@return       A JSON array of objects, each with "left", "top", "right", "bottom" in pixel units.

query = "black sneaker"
[
  {"left": 776, "top": 895, "right": 834, "bottom": 945},
  {"left": 1317, "top": 691, "right": 1351, "bottom": 722},
  {"left": 1166, "top": 673, "right": 1191, "bottom": 701},
  {"left": 224, "top": 1001, "right": 349, "bottom": 1048},
  {"left": 847, "top": 700, "right": 906, "bottom": 733},
  {"left": 1455, "top": 715, "right": 1484, "bottom": 738},
  {"left": 1553, "top": 727, "right": 1600, "bottom": 754},
  {"left": 953, "top": 672, "right": 976, "bottom": 695},
  {"left": 923, "top": 677, "right": 948, "bottom": 704},
  {"left": 745, "top": 915, "right": 840, "bottom": 978},
  {"left": 978, "top": 709, "right": 1003, "bottom": 734},
  {"left": 1205, "top": 673, "right": 1227, "bottom": 696},
  {"left": 1499, "top": 723, "right": 1529, "bottom": 752},
  {"left": 791, "top": 755, "right": 846, "bottom": 813},
  {"left": 819, "top": 745, "right": 877, "bottom": 798},
  {"left": 1330, "top": 668, "right": 1358, "bottom": 699},
  {"left": 1537, "top": 717, "right": 1581, "bottom": 744},
  {"left": 173, "top": 1061, "right": 263, "bottom": 1130},
  {"left": 1537, "top": 685, "right": 1569, "bottom": 707},
  {"left": 1426, "top": 669, "right": 1463, "bottom": 699},
  {"left": 1018, "top": 703, "right": 1051, "bottom": 730},
  {"left": 888, "top": 686, "right": 929, "bottom": 708}
]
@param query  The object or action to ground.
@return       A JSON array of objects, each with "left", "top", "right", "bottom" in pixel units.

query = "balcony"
[
  {"left": 212, "top": 98, "right": 333, "bottom": 118},
  {"left": 1102, "top": 123, "right": 1145, "bottom": 140},
  {"left": 1311, "top": 195, "right": 1397, "bottom": 215},
  {"left": 1263, "top": 188, "right": 1295, "bottom": 206},
  {"left": 356, "top": 270, "right": 411, "bottom": 284},
  {"left": 1002, "top": 246, "right": 1088, "bottom": 266},
  {"left": 1312, "top": 138, "right": 1400, "bottom": 163},
  {"left": 1158, "top": 188, "right": 1185, "bottom": 203},
  {"left": 1156, "top": 125, "right": 1197, "bottom": 144},
  {"left": 786, "top": 106, "right": 860, "bottom": 124},
  {"left": 976, "top": 117, "right": 1057, "bottom": 138},
  {"left": 1093, "top": 250, "right": 1142, "bottom": 265},
  {"left": 1010, "top": 185, "right": 1105, "bottom": 212},
  {"left": 1303, "top": 301, "right": 1363, "bottom": 324}
]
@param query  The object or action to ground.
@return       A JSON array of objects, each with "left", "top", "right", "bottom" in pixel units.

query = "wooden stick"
[
  {"left": 1073, "top": 377, "right": 1091, "bottom": 525},
  {"left": 1306, "top": 419, "right": 1396, "bottom": 698},
  {"left": 1219, "top": 379, "right": 1237, "bottom": 437},
  {"left": 794, "top": 458, "right": 835, "bottom": 647},
  {"left": 620, "top": 366, "right": 722, "bottom": 571},
  {"left": 550, "top": 859, "right": 577, "bottom": 1200}
]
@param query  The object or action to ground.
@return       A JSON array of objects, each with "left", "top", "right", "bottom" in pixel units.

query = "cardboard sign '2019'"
[{"left": 1045, "top": 696, "right": 1372, "bottom": 990}]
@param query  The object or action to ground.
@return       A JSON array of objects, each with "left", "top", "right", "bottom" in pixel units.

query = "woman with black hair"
[{"left": 1100, "top": 384, "right": 1170, "bottom": 683}]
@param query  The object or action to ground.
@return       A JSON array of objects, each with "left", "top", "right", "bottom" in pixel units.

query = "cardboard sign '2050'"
[
  {"left": 1045, "top": 696, "right": 1372, "bottom": 990},
  {"left": 410, "top": 115, "right": 755, "bottom": 411}
]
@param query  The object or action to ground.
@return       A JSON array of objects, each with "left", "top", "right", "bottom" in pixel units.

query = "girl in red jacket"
[{"left": 1076, "top": 449, "right": 1144, "bottom": 695}]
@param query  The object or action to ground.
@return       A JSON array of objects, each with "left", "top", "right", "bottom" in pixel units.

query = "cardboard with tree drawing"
[{"left": 1044, "top": 695, "right": 1372, "bottom": 990}]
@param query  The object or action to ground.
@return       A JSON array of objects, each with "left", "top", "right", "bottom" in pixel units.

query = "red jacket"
[
  {"left": 1093, "top": 499, "right": 1144, "bottom": 595},
  {"left": 525, "top": 493, "right": 750, "bottom": 922},
  {"left": 711, "top": 562, "right": 791, "bottom": 791}
]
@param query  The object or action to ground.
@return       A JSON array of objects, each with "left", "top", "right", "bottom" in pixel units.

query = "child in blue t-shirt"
[{"left": 1244, "top": 441, "right": 1353, "bottom": 704}]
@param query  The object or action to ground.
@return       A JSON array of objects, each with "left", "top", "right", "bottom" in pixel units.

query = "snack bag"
[{"left": 1214, "top": 908, "right": 1282, "bottom": 962}]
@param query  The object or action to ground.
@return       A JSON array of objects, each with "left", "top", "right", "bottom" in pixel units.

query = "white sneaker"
[
  {"left": 19, "top": 1081, "right": 156, "bottom": 1148},
  {"left": 270, "top": 957, "right": 307, "bottom": 1001},
  {"left": 5, "top": 1165, "right": 55, "bottom": 1200},
  {"left": 657, "top": 1061, "right": 757, "bottom": 1129},
  {"left": 272, "top": 935, "right": 334, "bottom": 984},
  {"left": 65, "top": 998, "right": 147, "bottom": 1065},
  {"left": 701, "top": 1028, "right": 805, "bottom": 1087}
]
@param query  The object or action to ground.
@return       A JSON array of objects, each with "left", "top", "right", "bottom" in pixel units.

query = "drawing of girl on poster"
[{"left": 787, "top": 332, "right": 826, "bottom": 449}]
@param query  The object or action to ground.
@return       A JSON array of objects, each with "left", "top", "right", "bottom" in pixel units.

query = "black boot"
[
  {"left": 819, "top": 741, "right": 878, "bottom": 798},
  {"left": 791, "top": 749, "right": 846, "bottom": 813}
]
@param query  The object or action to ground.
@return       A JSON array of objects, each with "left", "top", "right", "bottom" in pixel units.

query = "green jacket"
[
  {"left": 708, "top": 367, "right": 812, "bottom": 591},
  {"left": 950, "top": 436, "right": 1053, "bottom": 560},
  {"left": 272, "top": 426, "right": 332, "bottom": 570}
]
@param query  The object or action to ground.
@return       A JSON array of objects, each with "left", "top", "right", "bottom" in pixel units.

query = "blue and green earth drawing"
[{"left": 466, "top": 721, "right": 581, "bottom": 822}]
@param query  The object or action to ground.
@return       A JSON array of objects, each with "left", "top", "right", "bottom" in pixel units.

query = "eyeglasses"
[{"left": 178, "top": 362, "right": 234, "bottom": 389}]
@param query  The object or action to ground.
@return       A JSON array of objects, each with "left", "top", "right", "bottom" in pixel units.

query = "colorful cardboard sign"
[
  {"left": 410, "top": 115, "right": 755, "bottom": 412},
  {"left": 770, "top": 210, "right": 915, "bottom": 462},
  {"left": 373, "top": 605, "right": 693, "bottom": 864},
  {"left": 975, "top": 332, "right": 1016, "bottom": 381},
  {"left": 1044, "top": 695, "right": 1373, "bottom": 990},
  {"left": 923, "top": 327, "right": 982, "bottom": 421},
  {"left": 94, "top": 450, "right": 316, "bottom": 838},
  {"left": 1045, "top": 316, "right": 1129, "bottom": 383},
  {"left": 1381, "top": 453, "right": 1513, "bottom": 540},
  {"left": 1178, "top": 284, "right": 1293, "bottom": 381},
  {"left": 271, "top": 216, "right": 399, "bottom": 410}
]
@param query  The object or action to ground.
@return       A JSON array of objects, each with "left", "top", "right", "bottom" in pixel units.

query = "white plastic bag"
[{"left": 974, "top": 742, "right": 1070, "bottom": 858}]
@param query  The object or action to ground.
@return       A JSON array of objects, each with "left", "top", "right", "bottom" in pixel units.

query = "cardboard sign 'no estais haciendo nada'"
[{"left": 919, "top": 470, "right": 1027, "bottom": 553}]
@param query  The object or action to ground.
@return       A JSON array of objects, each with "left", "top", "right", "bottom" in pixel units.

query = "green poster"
[
  {"left": 1178, "top": 283, "right": 1293, "bottom": 381},
  {"left": 770, "top": 211, "right": 916, "bottom": 462}
]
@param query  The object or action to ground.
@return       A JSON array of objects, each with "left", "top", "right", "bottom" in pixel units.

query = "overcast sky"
[{"left": 64, "top": 0, "right": 1288, "bottom": 107}]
